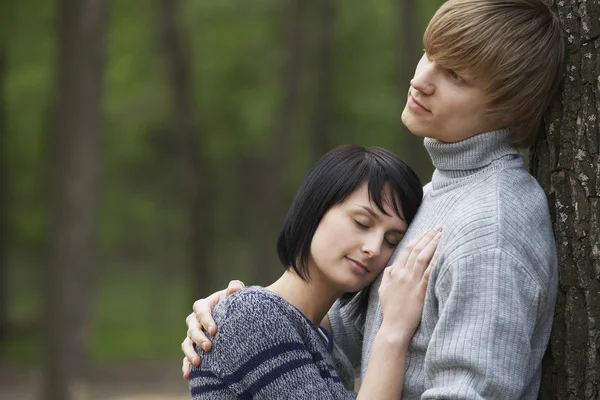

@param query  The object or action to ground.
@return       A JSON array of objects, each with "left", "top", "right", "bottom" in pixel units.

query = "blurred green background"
[{"left": 1, "top": 0, "right": 443, "bottom": 398}]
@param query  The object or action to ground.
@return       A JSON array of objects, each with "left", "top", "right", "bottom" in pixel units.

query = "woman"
[{"left": 188, "top": 145, "right": 440, "bottom": 399}]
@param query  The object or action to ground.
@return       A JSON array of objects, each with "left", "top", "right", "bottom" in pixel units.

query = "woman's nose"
[{"left": 362, "top": 235, "right": 382, "bottom": 258}]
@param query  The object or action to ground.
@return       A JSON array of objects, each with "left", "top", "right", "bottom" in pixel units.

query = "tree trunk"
[
  {"left": 533, "top": 1, "right": 600, "bottom": 398},
  {"left": 43, "top": 0, "right": 107, "bottom": 399},
  {"left": 397, "top": 0, "right": 432, "bottom": 181},
  {"left": 245, "top": 0, "right": 307, "bottom": 285},
  {"left": 157, "top": 0, "right": 213, "bottom": 297},
  {"left": 0, "top": 45, "right": 7, "bottom": 345},
  {"left": 309, "top": 0, "right": 335, "bottom": 162},
  {"left": 266, "top": 0, "right": 306, "bottom": 195}
]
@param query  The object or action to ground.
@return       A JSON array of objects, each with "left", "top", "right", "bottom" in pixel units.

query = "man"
[{"left": 182, "top": 0, "right": 565, "bottom": 398}]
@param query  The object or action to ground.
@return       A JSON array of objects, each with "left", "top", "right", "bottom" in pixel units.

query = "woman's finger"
[
  {"left": 389, "top": 229, "right": 429, "bottom": 271},
  {"left": 405, "top": 228, "right": 441, "bottom": 272},
  {"left": 421, "top": 251, "right": 439, "bottom": 285},
  {"left": 378, "top": 266, "right": 393, "bottom": 298},
  {"left": 413, "top": 231, "right": 442, "bottom": 278}
]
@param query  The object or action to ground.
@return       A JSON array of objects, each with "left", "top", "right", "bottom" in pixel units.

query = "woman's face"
[{"left": 309, "top": 182, "right": 408, "bottom": 294}]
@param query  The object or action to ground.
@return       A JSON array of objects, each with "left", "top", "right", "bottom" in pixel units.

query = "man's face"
[{"left": 401, "top": 53, "right": 503, "bottom": 142}]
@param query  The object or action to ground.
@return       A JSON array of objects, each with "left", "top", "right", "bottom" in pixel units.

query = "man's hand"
[{"left": 181, "top": 280, "right": 245, "bottom": 379}]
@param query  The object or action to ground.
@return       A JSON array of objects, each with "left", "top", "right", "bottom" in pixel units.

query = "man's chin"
[
  {"left": 401, "top": 110, "right": 426, "bottom": 137},
  {"left": 401, "top": 118, "right": 428, "bottom": 139}
]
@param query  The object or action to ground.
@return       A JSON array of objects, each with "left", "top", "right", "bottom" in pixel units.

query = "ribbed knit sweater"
[
  {"left": 189, "top": 287, "right": 356, "bottom": 399},
  {"left": 329, "top": 129, "right": 558, "bottom": 399}
]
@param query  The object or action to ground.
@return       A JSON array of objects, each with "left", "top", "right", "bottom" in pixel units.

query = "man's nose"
[
  {"left": 410, "top": 60, "right": 435, "bottom": 95},
  {"left": 410, "top": 75, "right": 434, "bottom": 96}
]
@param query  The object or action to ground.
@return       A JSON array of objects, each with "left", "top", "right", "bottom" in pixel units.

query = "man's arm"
[
  {"left": 423, "top": 249, "right": 547, "bottom": 399},
  {"left": 182, "top": 280, "right": 246, "bottom": 378}
]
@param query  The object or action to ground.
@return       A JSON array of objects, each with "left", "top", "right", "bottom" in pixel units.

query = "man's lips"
[{"left": 408, "top": 92, "right": 431, "bottom": 113}]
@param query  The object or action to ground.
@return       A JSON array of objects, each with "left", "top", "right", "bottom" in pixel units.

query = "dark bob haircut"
[{"left": 276, "top": 144, "right": 423, "bottom": 324}]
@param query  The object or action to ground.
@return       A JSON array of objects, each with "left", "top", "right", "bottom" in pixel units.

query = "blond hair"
[{"left": 424, "top": 0, "right": 564, "bottom": 146}]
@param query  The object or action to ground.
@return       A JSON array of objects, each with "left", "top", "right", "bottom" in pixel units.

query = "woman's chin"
[{"left": 336, "top": 279, "right": 370, "bottom": 295}]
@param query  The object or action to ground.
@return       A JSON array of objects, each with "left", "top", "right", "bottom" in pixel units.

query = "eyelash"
[
  {"left": 354, "top": 220, "right": 368, "bottom": 229},
  {"left": 422, "top": 50, "right": 461, "bottom": 81},
  {"left": 355, "top": 220, "right": 399, "bottom": 247},
  {"left": 384, "top": 239, "right": 397, "bottom": 248},
  {"left": 447, "top": 69, "right": 461, "bottom": 80}
]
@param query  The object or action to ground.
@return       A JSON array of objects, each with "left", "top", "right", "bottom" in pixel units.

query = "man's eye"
[{"left": 448, "top": 69, "right": 461, "bottom": 80}]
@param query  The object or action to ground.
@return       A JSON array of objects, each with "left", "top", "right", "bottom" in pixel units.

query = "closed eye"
[
  {"left": 385, "top": 238, "right": 399, "bottom": 248},
  {"left": 354, "top": 220, "right": 368, "bottom": 229}
]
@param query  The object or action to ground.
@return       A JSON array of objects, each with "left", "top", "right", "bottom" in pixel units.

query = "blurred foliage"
[{"left": 2, "top": 0, "right": 443, "bottom": 364}]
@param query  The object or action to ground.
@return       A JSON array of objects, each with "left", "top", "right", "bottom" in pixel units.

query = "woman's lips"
[{"left": 346, "top": 257, "right": 369, "bottom": 275}]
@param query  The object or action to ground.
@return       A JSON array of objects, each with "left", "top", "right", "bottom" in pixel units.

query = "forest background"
[{"left": 0, "top": 0, "right": 449, "bottom": 398}]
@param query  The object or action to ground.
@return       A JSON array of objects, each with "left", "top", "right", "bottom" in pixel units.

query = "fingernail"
[
  {"left": 433, "top": 225, "right": 442, "bottom": 231},
  {"left": 434, "top": 231, "right": 442, "bottom": 240}
]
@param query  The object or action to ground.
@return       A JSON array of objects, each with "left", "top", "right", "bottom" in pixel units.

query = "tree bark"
[
  {"left": 533, "top": 1, "right": 600, "bottom": 398},
  {"left": 157, "top": 0, "right": 213, "bottom": 297},
  {"left": 43, "top": 0, "right": 107, "bottom": 399}
]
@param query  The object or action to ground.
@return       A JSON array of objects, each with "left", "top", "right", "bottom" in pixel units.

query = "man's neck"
[
  {"left": 421, "top": 129, "right": 521, "bottom": 191},
  {"left": 425, "top": 128, "right": 515, "bottom": 171}
]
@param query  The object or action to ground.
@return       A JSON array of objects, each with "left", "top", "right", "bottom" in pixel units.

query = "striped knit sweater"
[
  {"left": 189, "top": 287, "right": 356, "bottom": 399},
  {"left": 330, "top": 129, "right": 558, "bottom": 399}
]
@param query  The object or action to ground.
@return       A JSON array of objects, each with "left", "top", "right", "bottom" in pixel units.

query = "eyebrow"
[{"left": 358, "top": 205, "right": 407, "bottom": 233}]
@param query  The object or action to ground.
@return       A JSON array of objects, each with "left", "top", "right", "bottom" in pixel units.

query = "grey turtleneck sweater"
[{"left": 329, "top": 129, "right": 558, "bottom": 399}]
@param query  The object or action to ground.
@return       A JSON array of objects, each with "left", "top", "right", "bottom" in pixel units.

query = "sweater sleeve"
[
  {"left": 422, "top": 249, "right": 544, "bottom": 399},
  {"left": 328, "top": 299, "right": 363, "bottom": 371},
  {"left": 191, "top": 291, "right": 357, "bottom": 400}
]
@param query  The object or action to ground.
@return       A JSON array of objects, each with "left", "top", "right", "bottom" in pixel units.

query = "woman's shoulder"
[
  {"left": 213, "top": 286, "right": 294, "bottom": 327},
  {"left": 208, "top": 287, "right": 318, "bottom": 360},
  {"left": 217, "top": 286, "right": 284, "bottom": 310}
]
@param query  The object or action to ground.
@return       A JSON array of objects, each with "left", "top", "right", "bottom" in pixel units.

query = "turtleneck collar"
[{"left": 424, "top": 129, "right": 523, "bottom": 190}]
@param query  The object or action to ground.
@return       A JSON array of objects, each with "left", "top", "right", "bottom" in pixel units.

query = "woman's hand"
[
  {"left": 181, "top": 280, "right": 246, "bottom": 378},
  {"left": 359, "top": 229, "right": 441, "bottom": 400},
  {"left": 378, "top": 228, "right": 441, "bottom": 340}
]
